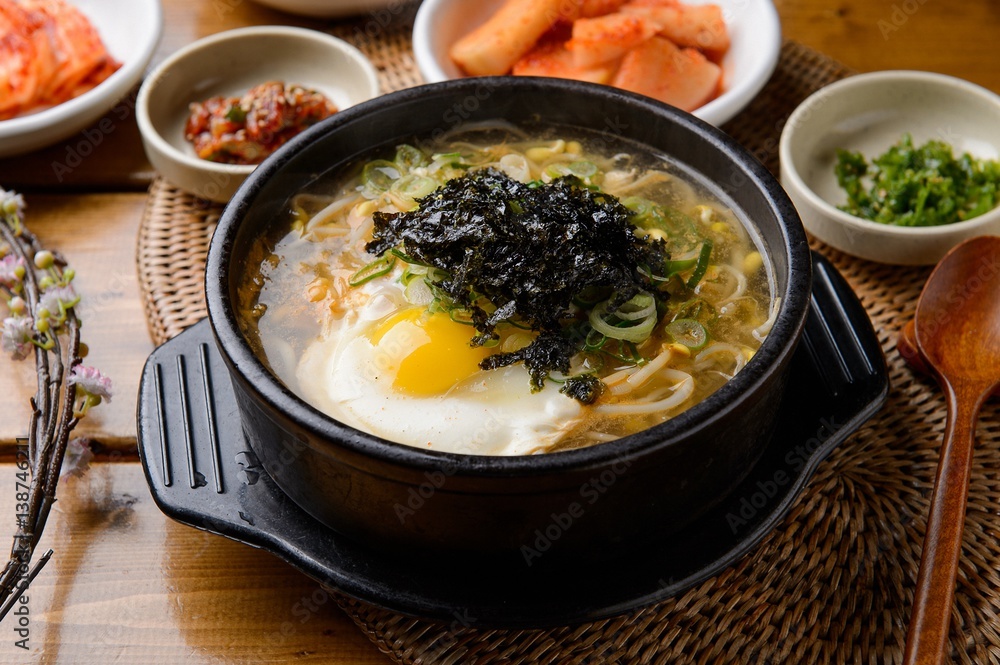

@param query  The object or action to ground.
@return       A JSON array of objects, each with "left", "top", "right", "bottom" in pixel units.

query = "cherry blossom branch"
[{"left": 0, "top": 189, "right": 110, "bottom": 622}]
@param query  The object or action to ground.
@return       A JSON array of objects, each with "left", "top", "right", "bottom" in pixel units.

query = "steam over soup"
[{"left": 239, "top": 126, "right": 777, "bottom": 455}]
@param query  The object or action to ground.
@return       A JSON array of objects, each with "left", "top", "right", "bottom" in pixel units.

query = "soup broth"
[{"left": 239, "top": 125, "right": 776, "bottom": 455}]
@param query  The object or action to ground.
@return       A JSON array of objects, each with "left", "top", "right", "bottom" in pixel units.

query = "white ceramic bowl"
[
  {"left": 0, "top": 0, "right": 162, "bottom": 158},
  {"left": 136, "top": 26, "right": 380, "bottom": 203},
  {"left": 412, "top": 0, "right": 780, "bottom": 127},
  {"left": 246, "top": 0, "right": 399, "bottom": 17},
  {"left": 779, "top": 70, "right": 1000, "bottom": 265}
]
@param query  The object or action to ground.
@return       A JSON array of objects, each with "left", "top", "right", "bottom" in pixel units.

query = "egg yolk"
[{"left": 368, "top": 308, "right": 492, "bottom": 396}]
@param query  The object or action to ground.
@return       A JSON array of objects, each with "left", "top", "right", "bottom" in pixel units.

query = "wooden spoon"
[
  {"left": 900, "top": 319, "right": 1000, "bottom": 396},
  {"left": 898, "top": 319, "right": 931, "bottom": 375},
  {"left": 899, "top": 242, "right": 1000, "bottom": 395},
  {"left": 903, "top": 236, "right": 1000, "bottom": 664}
]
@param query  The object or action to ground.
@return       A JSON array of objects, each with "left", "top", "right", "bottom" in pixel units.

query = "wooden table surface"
[{"left": 0, "top": 1, "right": 998, "bottom": 662}]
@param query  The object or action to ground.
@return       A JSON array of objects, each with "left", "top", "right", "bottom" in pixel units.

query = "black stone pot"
[{"left": 204, "top": 78, "right": 812, "bottom": 563}]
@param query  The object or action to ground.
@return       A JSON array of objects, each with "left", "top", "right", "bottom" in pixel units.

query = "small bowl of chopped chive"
[{"left": 779, "top": 70, "right": 1000, "bottom": 265}]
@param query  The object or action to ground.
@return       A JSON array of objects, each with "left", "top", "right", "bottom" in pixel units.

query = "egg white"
[{"left": 296, "top": 281, "right": 584, "bottom": 455}]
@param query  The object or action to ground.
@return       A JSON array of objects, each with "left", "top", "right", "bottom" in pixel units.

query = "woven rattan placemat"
[{"left": 136, "top": 18, "right": 1000, "bottom": 664}]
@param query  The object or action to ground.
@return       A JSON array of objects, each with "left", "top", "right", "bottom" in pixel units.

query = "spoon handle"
[{"left": 903, "top": 386, "right": 985, "bottom": 665}]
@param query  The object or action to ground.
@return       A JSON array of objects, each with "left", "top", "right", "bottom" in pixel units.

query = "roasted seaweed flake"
[{"left": 366, "top": 168, "right": 672, "bottom": 397}]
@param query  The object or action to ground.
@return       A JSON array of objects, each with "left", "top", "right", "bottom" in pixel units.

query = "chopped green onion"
[
  {"left": 349, "top": 253, "right": 396, "bottom": 286},
  {"left": 622, "top": 196, "right": 654, "bottom": 217},
  {"left": 665, "top": 319, "right": 709, "bottom": 350},
  {"left": 427, "top": 298, "right": 448, "bottom": 315},
  {"left": 612, "top": 292, "right": 656, "bottom": 321},
  {"left": 361, "top": 160, "right": 401, "bottom": 196},
  {"left": 391, "top": 175, "right": 438, "bottom": 201},
  {"left": 686, "top": 239, "right": 714, "bottom": 289},
  {"left": 395, "top": 144, "right": 428, "bottom": 171},
  {"left": 544, "top": 163, "right": 572, "bottom": 179},
  {"left": 664, "top": 254, "right": 700, "bottom": 275},
  {"left": 400, "top": 265, "right": 427, "bottom": 285},
  {"left": 390, "top": 247, "right": 433, "bottom": 267},
  {"left": 567, "top": 161, "right": 598, "bottom": 177},
  {"left": 589, "top": 292, "right": 658, "bottom": 343},
  {"left": 620, "top": 340, "right": 644, "bottom": 365},
  {"left": 584, "top": 327, "right": 607, "bottom": 350},
  {"left": 449, "top": 308, "right": 475, "bottom": 325},
  {"left": 404, "top": 278, "right": 433, "bottom": 305},
  {"left": 427, "top": 152, "right": 468, "bottom": 174}
]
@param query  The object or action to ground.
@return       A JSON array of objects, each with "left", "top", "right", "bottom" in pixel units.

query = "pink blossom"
[
  {"left": 68, "top": 365, "right": 113, "bottom": 402},
  {"left": 0, "top": 188, "right": 25, "bottom": 219},
  {"left": 0, "top": 254, "right": 24, "bottom": 288},
  {"left": 1, "top": 316, "right": 32, "bottom": 360},
  {"left": 39, "top": 284, "right": 79, "bottom": 322}
]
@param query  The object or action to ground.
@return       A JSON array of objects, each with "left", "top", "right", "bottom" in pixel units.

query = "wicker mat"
[{"left": 136, "top": 21, "right": 1000, "bottom": 665}]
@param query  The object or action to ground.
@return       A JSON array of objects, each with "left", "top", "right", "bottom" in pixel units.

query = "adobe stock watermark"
[
  {"left": 212, "top": 0, "right": 244, "bottom": 18},
  {"left": 11, "top": 437, "right": 31, "bottom": 651},
  {"left": 521, "top": 453, "right": 633, "bottom": 566},
  {"left": 392, "top": 410, "right": 506, "bottom": 524},
  {"left": 264, "top": 581, "right": 337, "bottom": 647},
  {"left": 428, "top": 79, "right": 503, "bottom": 143},
  {"left": 409, "top": 608, "right": 476, "bottom": 662},
  {"left": 51, "top": 89, "right": 139, "bottom": 182},
  {"left": 878, "top": 0, "right": 932, "bottom": 40},
  {"left": 725, "top": 416, "right": 844, "bottom": 534},
  {"left": 916, "top": 251, "right": 1000, "bottom": 341},
  {"left": 349, "top": 0, "right": 417, "bottom": 50}
]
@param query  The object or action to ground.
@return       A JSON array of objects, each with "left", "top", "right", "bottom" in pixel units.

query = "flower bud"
[
  {"left": 34, "top": 250, "right": 54, "bottom": 270},
  {"left": 36, "top": 318, "right": 49, "bottom": 334},
  {"left": 9, "top": 297, "right": 25, "bottom": 314},
  {"left": 39, "top": 276, "right": 54, "bottom": 289},
  {"left": 63, "top": 268, "right": 75, "bottom": 282},
  {"left": 37, "top": 307, "right": 50, "bottom": 320}
]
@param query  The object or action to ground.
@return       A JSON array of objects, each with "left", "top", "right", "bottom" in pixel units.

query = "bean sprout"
[
  {"left": 712, "top": 263, "right": 748, "bottom": 304},
  {"left": 753, "top": 296, "right": 782, "bottom": 342}
]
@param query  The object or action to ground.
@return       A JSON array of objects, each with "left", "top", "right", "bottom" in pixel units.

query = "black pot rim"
[{"left": 205, "top": 77, "right": 812, "bottom": 477}]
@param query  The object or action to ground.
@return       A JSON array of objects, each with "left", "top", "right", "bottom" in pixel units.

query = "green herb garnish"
[
  {"left": 349, "top": 252, "right": 396, "bottom": 286},
  {"left": 834, "top": 133, "right": 1000, "bottom": 227},
  {"left": 224, "top": 104, "right": 247, "bottom": 123}
]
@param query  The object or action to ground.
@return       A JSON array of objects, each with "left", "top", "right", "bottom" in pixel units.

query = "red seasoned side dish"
[
  {"left": 184, "top": 82, "right": 338, "bottom": 165},
  {"left": 450, "top": 0, "right": 728, "bottom": 113},
  {"left": 0, "top": 0, "right": 121, "bottom": 121}
]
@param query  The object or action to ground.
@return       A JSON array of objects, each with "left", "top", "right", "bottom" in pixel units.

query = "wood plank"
[
  {"left": 0, "top": 194, "right": 155, "bottom": 452},
  {"left": 0, "top": 460, "right": 390, "bottom": 664},
  {"left": 776, "top": 0, "right": 1000, "bottom": 93},
  {"left": 0, "top": 100, "right": 155, "bottom": 193}
]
